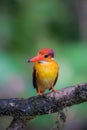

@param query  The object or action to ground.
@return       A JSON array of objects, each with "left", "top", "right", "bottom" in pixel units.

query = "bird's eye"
[{"left": 44, "top": 55, "right": 49, "bottom": 58}]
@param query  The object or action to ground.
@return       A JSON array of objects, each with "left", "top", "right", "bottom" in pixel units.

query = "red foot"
[
  {"left": 37, "top": 88, "right": 43, "bottom": 96},
  {"left": 52, "top": 86, "right": 56, "bottom": 93}
]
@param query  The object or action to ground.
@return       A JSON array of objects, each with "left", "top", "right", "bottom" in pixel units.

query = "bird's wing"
[
  {"left": 33, "top": 68, "right": 37, "bottom": 89},
  {"left": 53, "top": 72, "right": 58, "bottom": 86},
  {"left": 49, "top": 72, "right": 58, "bottom": 90}
]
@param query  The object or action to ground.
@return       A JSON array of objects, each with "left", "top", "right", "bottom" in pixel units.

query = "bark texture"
[{"left": 0, "top": 83, "right": 87, "bottom": 129}]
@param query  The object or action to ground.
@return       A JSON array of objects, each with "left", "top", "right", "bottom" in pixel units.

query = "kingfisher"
[{"left": 27, "top": 48, "right": 59, "bottom": 95}]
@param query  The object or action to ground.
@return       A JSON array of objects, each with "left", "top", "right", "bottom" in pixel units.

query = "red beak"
[{"left": 27, "top": 55, "right": 44, "bottom": 62}]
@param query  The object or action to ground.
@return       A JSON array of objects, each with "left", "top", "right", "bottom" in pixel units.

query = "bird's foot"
[
  {"left": 37, "top": 88, "right": 43, "bottom": 96},
  {"left": 52, "top": 86, "right": 57, "bottom": 93},
  {"left": 38, "top": 92, "right": 43, "bottom": 96}
]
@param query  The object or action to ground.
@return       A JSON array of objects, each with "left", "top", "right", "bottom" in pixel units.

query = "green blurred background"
[{"left": 0, "top": 0, "right": 87, "bottom": 129}]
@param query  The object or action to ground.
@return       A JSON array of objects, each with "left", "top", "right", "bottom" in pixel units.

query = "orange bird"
[{"left": 27, "top": 48, "right": 59, "bottom": 95}]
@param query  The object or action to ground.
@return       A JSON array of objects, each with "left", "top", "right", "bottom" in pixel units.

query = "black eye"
[{"left": 44, "top": 55, "right": 49, "bottom": 58}]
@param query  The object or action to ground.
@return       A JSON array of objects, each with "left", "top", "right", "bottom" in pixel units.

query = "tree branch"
[
  {"left": 7, "top": 118, "right": 26, "bottom": 130},
  {"left": 0, "top": 83, "right": 87, "bottom": 129}
]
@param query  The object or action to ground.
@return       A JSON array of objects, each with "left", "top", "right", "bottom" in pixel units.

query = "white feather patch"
[{"left": 40, "top": 61, "right": 48, "bottom": 64}]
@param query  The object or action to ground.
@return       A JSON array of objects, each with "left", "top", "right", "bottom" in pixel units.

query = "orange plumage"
[{"left": 27, "top": 48, "right": 59, "bottom": 95}]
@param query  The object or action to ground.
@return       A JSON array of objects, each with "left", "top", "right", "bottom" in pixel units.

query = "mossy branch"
[{"left": 0, "top": 83, "right": 87, "bottom": 130}]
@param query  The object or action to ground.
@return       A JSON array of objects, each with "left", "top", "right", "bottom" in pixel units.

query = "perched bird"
[{"left": 27, "top": 48, "right": 59, "bottom": 95}]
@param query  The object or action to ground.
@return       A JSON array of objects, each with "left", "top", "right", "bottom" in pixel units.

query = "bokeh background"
[{"left": 0, "top": 0, "right": 87, "bottom": 130}]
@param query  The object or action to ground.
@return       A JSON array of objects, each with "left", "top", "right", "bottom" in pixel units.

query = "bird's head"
[{"left": 27, "top": 48, "right": 54, "bottom": 63}]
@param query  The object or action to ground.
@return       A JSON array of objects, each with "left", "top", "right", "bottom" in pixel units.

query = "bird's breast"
[{"left": 34, "top": 60, "right": 59, "bottom": 92}]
